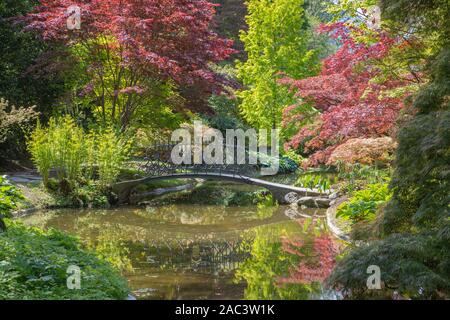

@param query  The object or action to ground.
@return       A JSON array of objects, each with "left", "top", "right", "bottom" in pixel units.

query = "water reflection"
[{"left": 22, "top": 203, "right": 337, "bottom": 299}]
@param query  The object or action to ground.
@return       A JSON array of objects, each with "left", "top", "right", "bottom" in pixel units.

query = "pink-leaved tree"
[
  {"left": 280, "top": 23, "right": 420, "bottom": 166},
  {"left": 21, "top": 0, "right": 235, "bottom": 129}
]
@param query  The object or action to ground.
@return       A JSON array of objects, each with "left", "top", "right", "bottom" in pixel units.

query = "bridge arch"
[{"left": 112, "top": 172, "right": 328, "bottom": 205}]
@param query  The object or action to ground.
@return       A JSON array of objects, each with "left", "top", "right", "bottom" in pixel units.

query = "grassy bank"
[{"left": 0, "top": 220, "right": 130, "bottom": 299}]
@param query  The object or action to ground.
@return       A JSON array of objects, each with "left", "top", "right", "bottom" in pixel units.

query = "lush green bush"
[
  {"left": 259, "top": 154, "right": 299, "bottom": 174},
  {"left": 0, "top": 175, "right": 24, "bottom": 231},
  {"left": 295, "top": 173, "right": 336, "bottom": 192},
  {"left": 28, "top": 117, "right": 85, "bottom": 186},
  {"left": 336, "top": 183, "right": 392, "bottom": 224},
  {"left": 282, "top": 149, "right": 304, "bottom": 166},
  {"left": 95, "top": 128, "right": 132, "bottom": 185},
  {"left": 278, "top": 156, "right": 299, "bottom": 174},
  {"left": 28, "top": 117, "right": 132, "bottom": 190},
  {"left": 335, "top": 162, "right": 391, "bottom": 193},
  {"left": 203, "top": 94, "right": 247, "bottom": 133},
  {"left": 328, "top": 233, "right": 450, "bottom": 299},
  {"left": 0, "top": 220, "right": 129, "bottom": 300}
]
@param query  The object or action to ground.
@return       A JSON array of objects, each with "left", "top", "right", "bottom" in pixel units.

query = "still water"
[{"left": 22, "top": 199, "right": 335, "bottom": 299}]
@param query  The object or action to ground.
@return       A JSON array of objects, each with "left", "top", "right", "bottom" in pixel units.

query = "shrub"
[
  {"left": 70, "top": 184, "right": 109, "bottom": 208},
  {"left": 0, "top": 175, "right": 24, "bottom": 231},
  {"left": 295, "top": 173, "right": 336, "bottom": 192},
  {"left": 336, "top": 183, "right": 392, "bottom": 224},
  {"left": 0, "top": 98, "right": 38, "bottom": 145},
  {"left": 0, "top": 220, "right": 129, "bottom": 299},
  {"left": 203, "top": 94, "right": 246, "bottom": 133},
  {"left": 336, "top": 162, "right": 391, "bottom": 193},
  {"left": 327, "top": 137, "right": 397, "bottom": 166},
  {"left": 278, "top": 156, "right": 299, "bottom": 174},
  {"left": 96, "top": 128, "right": 132, "bottom": 186},
  {"left": 259, "top": 154, "right": 299, "bottom": 174},
  {"left": 28, "top": 117, "right": 86, "bottom": 187},
  {"left": 328, "top": 233, "right": 450, "bottom": 299},
  {"left": 28, "top": 117, "right": 132, "bottom": 188},
  {"left": 282, "top": 149, "right": 304, "bottom": 166}
]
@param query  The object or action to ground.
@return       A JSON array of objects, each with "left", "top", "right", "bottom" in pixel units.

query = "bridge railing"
[{"left": 140, "top": 141, "right": 260, "bottom": 178}]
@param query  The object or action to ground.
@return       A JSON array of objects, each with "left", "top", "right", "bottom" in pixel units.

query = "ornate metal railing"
[{"left": 139, "top": 141, "right": 259, "bottom": 178}]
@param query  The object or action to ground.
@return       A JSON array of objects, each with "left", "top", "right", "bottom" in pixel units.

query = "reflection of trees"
[
  {"left": 235, "top": 219, "right": 330, "bottom": 300},
  {"left": 135, "top": 204, "right": 277, "bottom": 225},
  {"left": 278, "top": 219, "right": 338, "bottom": 288},
  {"left": 24, "top": 209, "right": 260, "bottom": 275},
  {"left": 75, "top": 217, "right": 254, "bottom": 274},
  {"left": 23, "top": 207, "right": 337, "bottom": 299}
]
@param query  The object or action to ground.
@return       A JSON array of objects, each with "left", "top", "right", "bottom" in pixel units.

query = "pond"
[{"left": 21, "top": 185, "right": 339, "bottom": 300}]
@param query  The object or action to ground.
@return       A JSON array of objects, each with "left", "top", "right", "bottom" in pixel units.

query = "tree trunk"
[{"left": 0, "top": 218, "right": 6, "bottom": 232}]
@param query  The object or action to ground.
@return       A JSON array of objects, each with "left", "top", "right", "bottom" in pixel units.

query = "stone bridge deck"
[{"left": 112, "top": 172, "right": 330, "bottom": 204}]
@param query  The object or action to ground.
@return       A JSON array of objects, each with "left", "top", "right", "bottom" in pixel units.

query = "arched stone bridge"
[
  {"left": 112, "top": 172, "right": 328, "bottom": 205},
  {"left": 112, "top": 142, "right": 331, "bottom": 205}
]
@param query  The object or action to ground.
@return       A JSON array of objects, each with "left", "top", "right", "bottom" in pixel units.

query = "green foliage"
[
  {"left": 0, "top": 0, "right": 65, "bottom": 109},
  {"left": 295, "top": 173, "right": 336, "bottom": 192},
  {"left": 328, "top": 233, "right": 450, "bottom": 299},
  {"left": 0, "top": 98, "right": 38, "bottom": 145},
  {"left": 69, "top": 184, "right": 109, "bottom": 208},
  {"left": 235, "top": 221, "right": 323, "bottom": 299},
  {"left": 336, "top": 183, "right": 392, "bottom": 224},
  {"left": 0, "top": 220, "right": 129, "bottom": 299},
  {"left": 330, "top": 2, "right": 450, "bottom": 299},
  {"left": 382, "top": 46, "right": 450, "bottom": 237},
  {"left": 0, "top": 1, "right": 68, "bottom": 159},
  {"left": 282, "top": 149, "right": 304, "bottom": 166},
  {"left": 383, "top": 109, "right": 449, "bottom": 234},
  {"left": 381, "top": 0, "right": 450, "bottom": 52},
  {"left": 27, "top": 117, "right": 131, "bottom": 207},
  {"left": 259, "top": 154, "right": 299, "bottom": 174},
  {"left": 28, "top": 117, "right": 85, "bottom": 186},
  {"left": 95, "top": 128, "right": 132, "bottom": 186},
  {"left": 413, "top": 48, "right": 450, "bottom": 114},
  {"left": 237, "top": 0, "right": 319, "bottom": 130},
  {"left": 203, "top": 94, "right": 247, "bottom": 133},
  {"left": 278, "top": 156, "right": 300, "bottom": 174},
  {"left": 0, "top": 175, "right": 24, "bottom": 231},
  {"left": 335, "top": 162, "right": 391, "bottom": 193},
  {"left": 28, "top": 117, "right": 132, "bottom": 188}
]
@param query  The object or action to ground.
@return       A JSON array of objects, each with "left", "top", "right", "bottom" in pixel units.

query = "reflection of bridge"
[
  {"left": 136, "top": 238, "right": 252, "bottom": 274},
  {"left": 113, "top": 142, "right": 329, "bottom": 204}
]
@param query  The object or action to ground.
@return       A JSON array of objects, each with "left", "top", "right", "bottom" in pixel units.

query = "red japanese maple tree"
[
  {"left": 21, "top": 0, "right": 235, "bottom": 129},
  {"left": 280, "top": 23, "right": 418, "bottom": 166}
]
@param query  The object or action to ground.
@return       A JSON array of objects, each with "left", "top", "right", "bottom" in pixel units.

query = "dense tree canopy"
[
  {"left": 0, "top": 0, "right": 65, "bottom": 110},
  {"left": 21, "top": 0, "right": 235, "bottom": 130},
  {"left": 281, "top": 23, "right": 417, "bottom": 166},
  {"left": 0, "top": 0, "right": 68, "bottom": 160},
  {"left": 237, "top": 0, "right": 320, "bottom": 130},
  {"left": 329, "top": 0, "right": 450, "bottom": 299}
]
